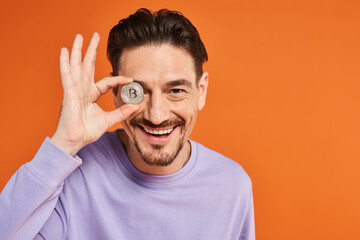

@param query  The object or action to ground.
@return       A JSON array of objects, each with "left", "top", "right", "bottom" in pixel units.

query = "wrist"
[{"left": 50, "top": 133, "right": 84, "bottom": 157}]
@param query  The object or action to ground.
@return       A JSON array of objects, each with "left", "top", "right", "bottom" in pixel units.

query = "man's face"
[{"left": 113, "top": 44, "right": 208, "bottom": 166}]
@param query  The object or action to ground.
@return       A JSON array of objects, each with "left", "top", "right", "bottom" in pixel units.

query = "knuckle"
[{"left": 84, "top": 59, "right": 95, "bottom": 65}]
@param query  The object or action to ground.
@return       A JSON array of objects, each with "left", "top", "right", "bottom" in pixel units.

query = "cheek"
[
  {"left": 171, "top": 100, "right": 198, "bottom": 123},
  {"left": 121, "top": 110, "right": 141, "bottom": 136}
]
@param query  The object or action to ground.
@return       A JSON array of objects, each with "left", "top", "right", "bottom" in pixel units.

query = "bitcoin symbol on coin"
[
  {"left": 121, "top": 82, "right": 144, "bottom": 105},
  {"left": 129, "top": 88, "right": 137, "bottom": 99}
]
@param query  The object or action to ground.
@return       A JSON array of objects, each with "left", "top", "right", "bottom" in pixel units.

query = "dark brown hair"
[{"left": 107, "top": 8, "right": 208, "bottom": 80}]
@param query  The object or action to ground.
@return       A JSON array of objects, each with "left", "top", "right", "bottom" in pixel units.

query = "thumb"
[{"left": 104, "top": 104, "right": 140, "bottom": 128}]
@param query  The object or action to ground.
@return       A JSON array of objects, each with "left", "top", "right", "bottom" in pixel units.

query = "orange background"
[{"left": 1, "top": 0, "right": 359, "bottom": 239}]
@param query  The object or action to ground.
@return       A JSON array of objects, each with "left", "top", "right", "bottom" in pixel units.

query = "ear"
[{"left": 197, "top": 72, "right": 208, "bottom": 111}]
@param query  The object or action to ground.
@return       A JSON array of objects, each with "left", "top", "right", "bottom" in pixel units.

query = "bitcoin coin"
[{"left": 120, "top": 82, "right": 144, "bottom": 105}]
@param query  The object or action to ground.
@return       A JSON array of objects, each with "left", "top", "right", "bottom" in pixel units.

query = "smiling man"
[{"left": 0, "top": 8, "right": 255, "bottom": 239}]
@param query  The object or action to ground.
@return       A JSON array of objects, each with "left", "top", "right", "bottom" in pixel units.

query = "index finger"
[{"left": 95, "top": 76, "right": 133, "bottom": 95}]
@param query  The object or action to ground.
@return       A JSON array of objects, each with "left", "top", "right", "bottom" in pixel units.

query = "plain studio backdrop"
[{"left": 0, "top": 0, "right": 359, "bottom": 239}]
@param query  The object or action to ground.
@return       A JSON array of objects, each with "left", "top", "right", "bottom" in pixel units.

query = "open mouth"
[{"left": 139, "top": 125, "right": 176, "bottom": 138}]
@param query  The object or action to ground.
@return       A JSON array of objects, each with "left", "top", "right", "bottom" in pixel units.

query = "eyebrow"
[
  {"left": 134, "top": 79, "right": 193, "bottom": 89},
  {"left": 164, "top": 79, "right": 193, "bottom": 89},
  {"left": 134, "top": 80, "right": 149, "bottom": 89}
]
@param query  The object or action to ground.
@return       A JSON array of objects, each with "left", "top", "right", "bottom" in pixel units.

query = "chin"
[{"left": 133, "top": 131, "right": 186, "bottom": 167}]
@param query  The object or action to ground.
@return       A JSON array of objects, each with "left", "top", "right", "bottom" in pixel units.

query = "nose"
[{"left": 143, "top": 91, "right": 169, "bottom": 125}]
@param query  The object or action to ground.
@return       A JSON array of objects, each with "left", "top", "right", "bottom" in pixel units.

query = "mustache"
[{"left": 130, "top": 117, "right": 185, "bottom": 129}]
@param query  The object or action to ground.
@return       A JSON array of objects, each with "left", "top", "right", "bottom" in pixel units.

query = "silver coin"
[{"left": 120, "top": 82, "right": 144, "bottom": 105}]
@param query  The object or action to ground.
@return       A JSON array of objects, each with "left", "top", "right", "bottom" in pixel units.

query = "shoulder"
[
  {"left": 64, "top": 131, "right": 120, "bottom": 182},
  {"left": 60, "top": 131, "right": 122, "bottom": 198},
  {"left": 77, "top": 131, "right": 117, "bottom": 165},
  {"left": 191, "top": 140, "right": 252, "bottom": 190}
]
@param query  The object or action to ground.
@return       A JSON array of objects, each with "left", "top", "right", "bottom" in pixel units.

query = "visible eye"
[{"left": 170, "top": 89, "right": 185, "bottom": 94}]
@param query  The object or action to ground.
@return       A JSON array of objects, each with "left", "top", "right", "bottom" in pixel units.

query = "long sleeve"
[
  {"left": 239, "top": 186, "right": 256, "bottom": 240},
  {"left": 0, "top": 138, "right": 81, "bottom": 240}
]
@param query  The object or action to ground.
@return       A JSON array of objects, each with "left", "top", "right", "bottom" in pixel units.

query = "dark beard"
[
  {"left": 134, "top": 136, "right": 185, "bottom": 166},
  {"left": 130, "top": 117, "right": 186, "bottom": 167}
]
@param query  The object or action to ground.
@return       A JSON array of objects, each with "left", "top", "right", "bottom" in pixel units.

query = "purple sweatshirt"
[{"left": 0, "top": 130, "right": 255, "bottom": 239}]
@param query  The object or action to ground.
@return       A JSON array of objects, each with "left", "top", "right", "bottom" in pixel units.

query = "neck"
[{"left": 117, "top": 131, "right": 191, "bottom": 175}]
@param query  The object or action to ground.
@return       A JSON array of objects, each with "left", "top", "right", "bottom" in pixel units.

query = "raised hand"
[{"left": 50, "top": 33, "right": 139, "bottom": 156}]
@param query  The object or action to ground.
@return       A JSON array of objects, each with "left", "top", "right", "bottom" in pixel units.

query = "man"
[{"left": 0, "top": 8, "right": 254, "bottom": 239}]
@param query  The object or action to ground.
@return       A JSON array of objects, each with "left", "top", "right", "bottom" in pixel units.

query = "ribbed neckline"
[{"left": 108, "top": 129, "right": 198, "bottom": 185}]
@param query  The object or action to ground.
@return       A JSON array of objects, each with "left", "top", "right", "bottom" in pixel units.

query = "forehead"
[{"left": 118, "top": 44, "right": 196, "bottom": 83}]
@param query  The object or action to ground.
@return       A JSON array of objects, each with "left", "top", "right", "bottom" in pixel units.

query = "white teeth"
[{"left": 143, "top": 127, "right": 174, "bottom": 135}]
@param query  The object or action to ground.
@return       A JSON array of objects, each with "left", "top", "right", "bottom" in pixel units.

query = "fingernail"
[{"left": 75, "top": 34, "right": 82, "bottom": 40}]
